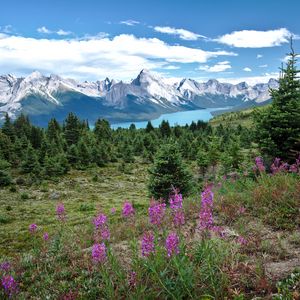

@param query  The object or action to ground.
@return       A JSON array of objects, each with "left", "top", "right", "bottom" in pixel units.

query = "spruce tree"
[
  {"left": 254, "top": 42, "right": 300, "bottom": 161},
  {"left": 21, "top": 144, "right": 41, "bottom": 175},
  {"left": 148, "top": 143, "right": 192, "bottom": 201},
  {"left": 64, "top": 113, "right": 81, "bottom": 146},
  {"left": 0, "top": 159, "right": 12, "bottom": 187}
]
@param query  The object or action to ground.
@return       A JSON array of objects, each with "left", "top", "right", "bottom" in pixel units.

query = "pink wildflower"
[
  {"left": 122, "top": 201, "right": 135, "bottom": 218},
  {"left": 1, "top": 275, "right": 18, "bottom": 297},
  {"left": 165, "top": 232, "right": 180, "bottom": 257},
  {"left": 148, "top": 200, "right": 166, "bottom": 226},
  {"left": 111, "top": 207, "right": 116, "bottom": 214},
  {"left": 141, "top": 231, "right": 155, "bottom": 257},
  {"left": 29, "top": 223, "right": 37, "bottom": 234},
  {"left": 173, "top": 210, "right": 185, "bottom": 227},
  {"left": 92, "top": 243, "right": 107, "bottom": 263},
  {"left": 56, "top": 203, "right": 66, "bottom": 222},
  {"left": 43, "top": 232, "right": 49, "bottom": 241},
  {"left": 199, "top": 186, "right": 214, "bottom": 230},
  {"left": 169, "top": 190, "right": 183, "bottom": 210},
  {"left": 93, "top": 213, "right": 107, "bottom": 230}
]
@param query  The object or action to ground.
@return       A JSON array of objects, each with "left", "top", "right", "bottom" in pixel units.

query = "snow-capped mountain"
[{"left": 0, "top": 69, "right": 278, "bottom": 126}]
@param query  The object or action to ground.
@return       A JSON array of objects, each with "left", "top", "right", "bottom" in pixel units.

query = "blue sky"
[{"left": 0, "top": 0, "right": 299, "bottom": 84}]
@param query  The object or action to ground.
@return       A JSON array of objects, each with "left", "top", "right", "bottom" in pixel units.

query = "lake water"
[{"left": 110, "top": 107, "right": 230, "bottom": 129}]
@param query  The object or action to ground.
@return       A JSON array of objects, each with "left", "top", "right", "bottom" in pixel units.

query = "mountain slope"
[{"left": 0, "top": 69, "right": 278, "bottom": 126}]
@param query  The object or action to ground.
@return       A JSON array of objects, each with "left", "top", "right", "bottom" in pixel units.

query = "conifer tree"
[
  {"left": 21, "top": 144, "right": 41, "bottom": 175},
  {"left": 254, "top": 41, "right": 300, "bottom": 161},
  {"left": 148, "top": 143, "right": 192, "bottom": 201},
  {"left": 64, "top": 113, "right": 81, "bottom": 146},
  {"left": 0, "top": 159, "right": 12, "bottom": 187}
]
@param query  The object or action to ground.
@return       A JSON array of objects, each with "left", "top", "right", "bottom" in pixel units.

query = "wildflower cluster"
[
  {"left": 254, "top": 156, "right": 265, "bottom": 172},
  {"left": 28, "top": 223, "right": 37, "bottom": 234},
  {"left": 1, "top": 275, "right": 18, "bottom": 297},
  {"left": 170, "top": 191, "right": 185, "bottom": 227},
  {"left": 92, "top": 243, "right": 107, "bottom": 263},
  {"left": 199, "top": 185, "right": 214, "bottom": 230},
  {"left": 165, "top": 232, "right": 180, "bottom": 257},
  {"left": 122, "top": 201, "right": 135, "bottom": 218},
  {"left": 141, "top": 231, "right": 155, "bottom": 257},
  {"left": 148, "top": 200, "right": 166, "bottom": 226},
  {"left": 93, "top": 213, "right": 110, "bottom": 241},
  {"left": 56, "top": 202, "right": 66, "bottom": 222}
]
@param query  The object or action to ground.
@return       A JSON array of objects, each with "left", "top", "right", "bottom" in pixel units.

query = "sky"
[{"left": 0, "top": 0, "right": 300, "bottom": 85}]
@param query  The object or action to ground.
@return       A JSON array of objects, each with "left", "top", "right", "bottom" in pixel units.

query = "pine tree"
[
  {"left": 159, "top": 120, "right": 171, "bottom": 138},
  {"left": 21, "top": 144, "right": 41, "bottom": 175},
  {"left": 197, "top": 148, "right": 209, "bottom": 177},
  {"left": 254, "top": 41, "right": 300, "bottom": 161},
  {"left": 2, "top": 113, "right": 15, "bottom": 142},
  {"left": 0, "top": 159, "right": 12, "bottom": 187},
  {"left": 67, "top": 144, "right": 79, "bottom": 167},
  {"left": 64, "top": 113, "right": 81, "bottom": 146},
  {"left": 148, "top": 143, "right": 192, "bottom": 201},
  {"left": 145, "top": 121, "right": 154, "bottom": 133}
]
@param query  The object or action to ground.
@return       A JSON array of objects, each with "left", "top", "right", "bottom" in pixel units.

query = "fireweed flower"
[
  {"left": 237, "top": 236, "right": 247, "bottom": 245},
  {"left": 165, "top": 232, "right": 180, "bottom": 257},
  {"left": 141, "top": 231, "right": 155, "bottom": 257},
  {"left": 92, "top": 243, "right": 107, "bottom": 263},
  {"left": 199, "top": 186, "right": 214, "bottom": 230},
  {"left": 122, "top": 201, "right": 135, "bottom": 218},
  {"left": 0, "top": 262, "right": 10, "bottom": 272},
  {"left": 29, "top": 223, "right": 38, "bottom": 234},
  {"left": 56, "top": 203, "right": 66, "bottom": 222},
  {"left": 254, "top": 157, "right": 265, "bottom": 172},
  {"left": 169, "top": 191, "right": 183, "bottom": 210},
  {"left": 1, "top": 275, "right": 18, "bottom": 297},
  {"left": 101, "top": 228, "right": 110, "bottom": 241},
  {"left": 93, "top": 213, "right": 107, "bottom": 230},
  {"left": 111, "top": 207, "right": 116, "bottom": 214},
  {"left": 128, "top": 271, "right": 137, "bottom": 288},
  {"left": 173, "top": 210, "right": 185, "bottom": 227},
  {"left": 43, "top": 232, "right": 49, "bottom": 241},
  {"left": 148, "top": 200, "right": 166, "bottom": 226}
]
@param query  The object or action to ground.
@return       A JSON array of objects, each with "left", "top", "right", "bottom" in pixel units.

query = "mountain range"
[{"left": 0, "top": 69, "right": 278, "bottom": 126}]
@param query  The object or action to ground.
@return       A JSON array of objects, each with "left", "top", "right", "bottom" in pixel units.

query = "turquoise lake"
[{"left": 110, "top": 107, "right": 230, "bottom": 129}]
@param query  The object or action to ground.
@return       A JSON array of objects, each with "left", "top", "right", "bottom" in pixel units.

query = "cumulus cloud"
[
  {"left": 37, "top": 26, "right": 52, "bottom": 34},
  {"left": 243, "top": 67, "right": 252, "bottom": 72},
  {"left": 57, "top": 29, "right": 72, "bottom": 36},
  {"left": 154, "top": 26, "right": 206, "bottom": 41},
  {"left": 215, "top": 28, "right": 293, "bottom": 48},
  {"left": 37, "top": 26, "right": 72, "bottom": 36},
  {"left": 0, "top": 34, "right": 237, "bottom": 80},
  {"left": 197, "top": 61, "right": 232, "bottom": 72},
  {"left": 257, "top": 54, "right": 263, "bottom": 59},
  {"left": 163, "top": 65, "right": 180, "bottom": 70},
  {"left": 120, "top": 20, "right": 140, "bottom": 26},
  {"left": 259, "top": 64, "right": 268, "bottom": 68}
]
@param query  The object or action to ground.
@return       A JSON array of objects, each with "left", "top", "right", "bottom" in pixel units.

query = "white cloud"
[
  {"left": 243, "top": 67, "right": 252, "bottom": 72},
  {"left": 0, "top": 34, "right": 237, "bottom": 80},
  {"left": 257, "top": 54, "right": 263, "bottom": 59},
  {"left": 154, "top": 26, "right": 206, "bottom": 41},
  {"left": 37, "top": 26, "right": 52, "bottom": 34},
  {"left": 197, "top": 61, "right": 232, "bottom": 73},
  {"left": 120, "top": 20, "right": 140, "bottom": 26},
  {"left": 37, "top": 26, "right": 72, "bottom": 36},
  {"left": 259, "top": 64, "right": 268, "bottom": 68},
  {"left": 0, "top": 25, "right": 13, "bottom": 34},
  {"left": 57, "top": 29, "right": 72, "bottom": 36},
  {"left": 163, "top": 65, "right": 180, "bottom": 70},
  {"left": 217, "top": 72, "right": 279, "bottom": 85},
  {"left": 216, "top": 28, "right": 292, "bottom": 48}
]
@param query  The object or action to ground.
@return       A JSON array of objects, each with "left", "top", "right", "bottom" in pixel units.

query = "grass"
[
  {"left": 210, "top": 106, "right": 269, "bottom": 128},
  {"left": 0, "top": 162, "right": 299, "bottom": 299},
  {"left": 0, "top": 163, "right": 148, "bottom": 257}
]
